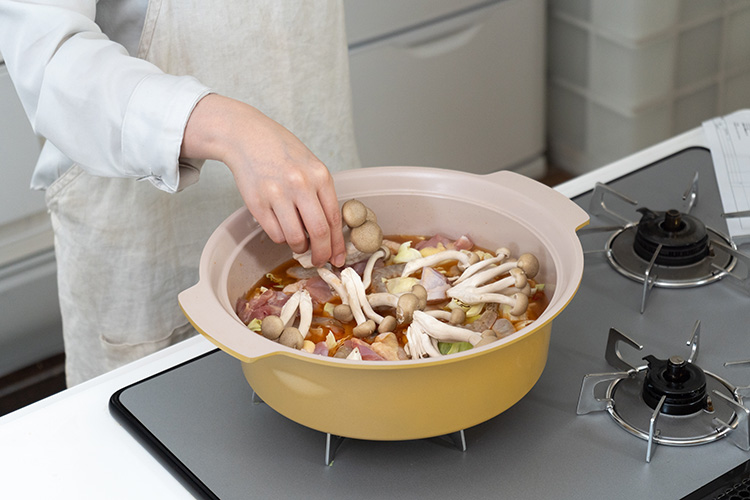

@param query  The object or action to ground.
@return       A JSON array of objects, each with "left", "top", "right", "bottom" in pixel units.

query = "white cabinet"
[{"left": 346, "top": 0, "right": 546, "bottom": 177}]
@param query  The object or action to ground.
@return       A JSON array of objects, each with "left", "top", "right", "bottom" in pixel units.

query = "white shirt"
[{"left": 0, "top": 0, "right": 207, "bottom": 193}]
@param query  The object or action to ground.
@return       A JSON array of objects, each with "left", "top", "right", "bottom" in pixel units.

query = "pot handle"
[
  {"left": 178, "top": 282, "right": 282, "bottom": 362},
  {"left": 484, "top": 170, "right": 589, "bottom": 231}
]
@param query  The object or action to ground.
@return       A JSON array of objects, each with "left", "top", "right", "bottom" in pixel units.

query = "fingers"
[
  {"left": 319, "top": 183, "right": 346, "bottom": 267},
  {"left": 244, "top": 170, "right": 343, "bottom": 267}
]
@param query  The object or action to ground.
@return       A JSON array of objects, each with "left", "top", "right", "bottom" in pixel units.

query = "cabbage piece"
[
  {"left": 393, "top": 241, "right": 422, "bottom": 264},
  {"left": 438, "top": 341, "right": 474, "bottom": 355},
  {"left": 247, "top": 318, "right": 262, "bottom": 332},
  {"left": 385, "top": 276, "right": 420, "bottom": 294}
]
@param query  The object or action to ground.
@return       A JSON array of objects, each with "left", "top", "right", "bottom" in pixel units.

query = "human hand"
[{"left": 181, "top": 94, "right": 346, "bottom": 267}]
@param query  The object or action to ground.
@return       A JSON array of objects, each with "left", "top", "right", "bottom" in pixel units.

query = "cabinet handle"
[{"left": 396, "top": 23, "right": 483, "bottom": 58}]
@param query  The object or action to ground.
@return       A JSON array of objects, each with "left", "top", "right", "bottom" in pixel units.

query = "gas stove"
[{"left": 111, "top": 136, "right": 750, "bottom": 499}]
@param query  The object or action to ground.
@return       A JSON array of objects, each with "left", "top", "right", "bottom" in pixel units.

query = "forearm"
[{"left": 0, "top": 0, "right": 208, "bottom": 191}]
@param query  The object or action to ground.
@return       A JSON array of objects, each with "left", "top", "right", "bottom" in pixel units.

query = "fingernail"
[{"left": 333, "top": 253, "right": 345, "bottom": 268}]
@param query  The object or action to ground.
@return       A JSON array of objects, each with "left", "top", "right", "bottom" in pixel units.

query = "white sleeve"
[{"left": 0, "top": 0, "right": 211, "bottom": 192}]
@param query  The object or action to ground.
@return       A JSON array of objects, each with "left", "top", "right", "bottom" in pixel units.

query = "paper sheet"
[{"left": 702, "top": 109, "right": 750, "bottom": 245}]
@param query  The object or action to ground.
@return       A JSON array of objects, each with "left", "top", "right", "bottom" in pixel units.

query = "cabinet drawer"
[{"left": 348, "top": 0, "right": 545, "bottom": 174}]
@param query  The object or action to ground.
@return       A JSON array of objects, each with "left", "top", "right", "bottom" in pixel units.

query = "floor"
[{"left": 0, "top": 165, "right": 575, "bottom": 418}]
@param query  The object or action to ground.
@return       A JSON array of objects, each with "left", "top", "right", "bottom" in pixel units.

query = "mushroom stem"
[
  {"left": 447, "top": 289, "right": 530, "bottom": 316},
  {"left": 405, "top": 322, "right": 443, "bottom": 359},
  {"left": 341, "top": 268, "right": 384, "bottom": 324},
  {"left": 362, "top": 247, "right": 389, "bottom": 290},
  {"left": 297, "top": 290, "right": 313, "bottom": 339},
  {"left": 340, "top": 269, "right": 367, "bottom": 325},
  {"left": 274, "top": 290, "right": 314, "bottom": 341},
  {"left": 317, "top": 267, "right": 347, "bottom": 302},
  {"left": 367, "top": 292, "right": 399, "bottom": 309},
  {"left": 452, "top": 248, "right": 511, "bottom": 285},
  {"left": 456, "top": 260, "right": 521, "bottom": 289},
  {"left": 424, "top": 310, "right": 452, "bottom": 321},
  {"left": 279, "top": 291, "right": 301, "bottom": 326},
  {"left": 401, "top": 250, "right": 479, "bottom": 277},
  {"left": 343, "top": 241, "right": 373, "bottom": 267},
  {"left": 471, "top": 268, "right": 527, "bottom": 295}
]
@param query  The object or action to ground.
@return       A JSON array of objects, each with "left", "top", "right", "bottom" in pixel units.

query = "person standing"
[{"left": 0, "top": 0, "right": 360, "bottom": 385}]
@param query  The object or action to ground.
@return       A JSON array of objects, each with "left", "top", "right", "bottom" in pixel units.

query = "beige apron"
[{"left": 46, "top": 0, "right": 359, "bottom": 386}]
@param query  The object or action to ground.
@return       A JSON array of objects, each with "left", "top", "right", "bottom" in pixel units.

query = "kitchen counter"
[
  {"left": 0, "top": 335, "right": 214, "bottom": 498},
  {"left": 0, "top": 127, "right": 723, "bottom": 499}
]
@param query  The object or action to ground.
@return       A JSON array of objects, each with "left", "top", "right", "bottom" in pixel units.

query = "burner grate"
[
  {"left": 606, "top": 224, "right": 734, "bottom": 288},
  {"left": 577, "top": 324, "right": 750, "bottom": 462},
  {"left": 579, "top": 171, "right": 750, "bottom": 313}
]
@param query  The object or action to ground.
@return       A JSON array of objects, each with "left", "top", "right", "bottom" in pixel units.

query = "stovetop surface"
[{"left": 111, "top": 147, "right": 750, "bottom": 500}]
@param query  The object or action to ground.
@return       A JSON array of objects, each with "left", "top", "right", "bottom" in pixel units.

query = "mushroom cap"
[
  {"left": 449, "top": 308, "right": 466, "bottom": 325},
  {"left": 509, "top": 292, "right": 530, "bottom": 316},
  {"left": 509, "top": 267, "right": 528, "bottom": 289},
  {"left": 350, "top": 220, "right": 383, "bottom": 254},
  {"left": 396, "top": 293, "right": 420, "bottom": 324},
  {"left": 410, "top": 284, "right": 428, "bottom": 309},
  {"left": 378, "top": 315, "right": 397, "bottom": 333},
  {"left": 261, "top": 315, "right": 284, "bottom": 340},
  {"left": 342, "top": 199, "right": 368, "bottom": 228},
  {"left": 353, "top": 319, "right": 377, "bottom": 338},
  {"left": 333, "top": 304, "right": 354, "bottom": 323},
  {"left": 464, "top": 252, "right": 481, "bottom": 268},
  {"left": 365, "top": 207, "right": 378, "bottom": 224},
  {"left": 516, "top": 253, "right": 540, "bottom": 279},
  {"left": 279, "top": 326, "right": 304, "bottom": 349}
]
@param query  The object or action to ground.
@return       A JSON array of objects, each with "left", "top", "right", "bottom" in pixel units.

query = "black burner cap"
[
  {"left": 633, "top": 208, "right": 710, "bottom": 266},
  {"left": 641, "top": 354, "right": 707, "bottom": 415}
]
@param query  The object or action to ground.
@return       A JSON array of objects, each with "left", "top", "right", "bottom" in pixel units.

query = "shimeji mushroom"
[
  {"left": 446, "top": 253, "right": 540, "bottom": 316},
  {"left": 411, "top": 284, "right": 428, "bottom": 309},
  {"left": 342, "top": 199, "right": 384, "bottom": 254},
  {"left": 353, "top": 319, "right": 377, "bottom": 338},
  {"left": 411, "top": 310, "right": 482, "bottom": 346},
  {"left": 293, "top": 200, "right": 383, "bottom": 268},
  {"left": 401, "top": 249, "right": 480, "bottom": 277},
  {"left": 425, "top": 308, "right": 467, "bottom": 325},
  {"left": 448, "top": 288, "right": 530, "bottom": 317},
  {"left": 261, "top": 290, "right": 313, "bottom": 349},
  {"left": 367, "top": 290, "right": 422, "bottom": 326},
  {"left": 342, "top": 199, "right": 368, "bottom": 228},
  {"left": 333, "top": 304, "right": 354, "bottom": 323},
  {"left": 471, "top": 267, "right": 528, "bottom": 295},
  {"left": 396, "top": 293, "right": 420, "bottom": 324},
  {"left": 350, "top": 221, "right": 383, "bottom": 254},
  {"left": 261, "top": 315, "right": 284, "bottom": 340},
  {"left": 378, "top": 315, "right": 397, "bottom": 333},
  {"left": 317, "top": 267, "right": 347, "bottom": 301},
  {"left": 340, "top": 267, "right": 384, "bottom": 324},
  {"left": 452, "top": 247, "right": 511, "bottom": 285},
  {"left": 405, "top": 321, "right": 442, "bottom": 359},
  {"left": 454, "top": 253, "right": 540, "bottom": 289}
]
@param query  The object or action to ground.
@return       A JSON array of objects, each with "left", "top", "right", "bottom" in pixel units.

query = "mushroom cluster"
[{"left": 240, "top": 200, "right": 545, "bottom": 361}]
